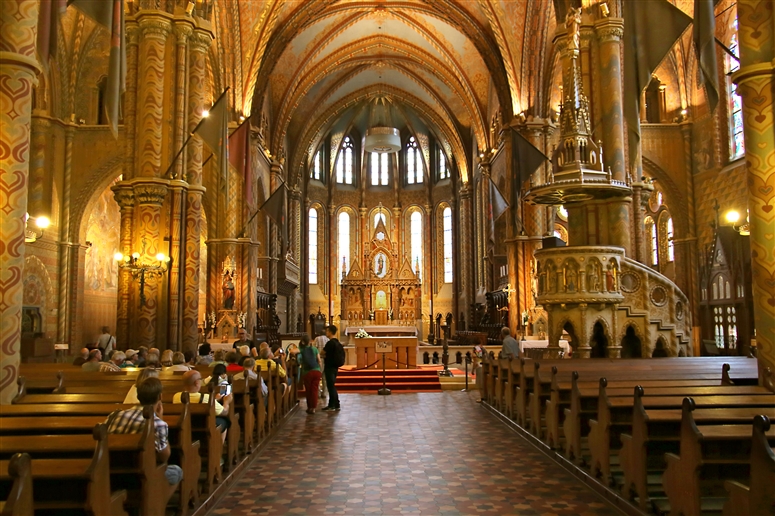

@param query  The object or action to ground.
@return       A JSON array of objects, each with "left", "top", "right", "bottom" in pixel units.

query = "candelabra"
[
  {"left": 24, "top": 213, "right": 50, "bottom": 243},
  {"left": 114, "top": 251, "right": 171, "bottom": 306}
]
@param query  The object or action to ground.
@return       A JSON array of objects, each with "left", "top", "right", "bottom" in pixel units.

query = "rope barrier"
[{"left": 347, "top": 359, "right": 382, "bottom": 371}]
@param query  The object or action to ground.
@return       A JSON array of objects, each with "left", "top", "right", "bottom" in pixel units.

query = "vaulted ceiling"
[{"left": 217, "top": 1, "right": 559, "bottom": 183}]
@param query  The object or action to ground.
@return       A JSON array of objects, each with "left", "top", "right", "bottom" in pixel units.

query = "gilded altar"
[{"left": 340, "top": 218, "right": 421, "bottom": 327}]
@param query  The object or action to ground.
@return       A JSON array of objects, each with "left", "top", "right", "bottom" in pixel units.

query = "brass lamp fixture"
[
  {"left": 724, "top": 209, "right": 750, "bottom": 236},
  {"left": 24, "top": 213, "right": 50, "bottom": 243},
  {"left": 114, "top": 251, "right": 171, "bottom": 306}
]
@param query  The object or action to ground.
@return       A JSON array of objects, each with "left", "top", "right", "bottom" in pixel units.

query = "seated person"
[
  {"left": 225, "top": 351, "right": 242, "bottom": 373},
  {"left": 106, "top": 377, "right": 183, "bottom": 486},
  {"left": 204, "top": 363, "right": 229, "bottom": 387},
  {"left": 255, "top": 348, "right": 287, "bottom": 394},
  {"left": 160, "top": 349, "right": 174, "bottom": 368},
  {"left": 72, "top": 347, "right": 89, "bottom": 366},
  {"left": 173, "top": 370, "right": 231, "bottom": 443},
  {"left": 145, "top": 352, "right": 161, "bottom": 369},
  {"left": 237, "top": 345, "right": 251, "bottom": 366},
  {"left": 234, "top": 357, "right": 269, "bottom": 404},
  {"left": 168, "top": 352, "right": 191, "bottom": 371},
  {"left": 123, "top": 349, "right": 139, "bottom": 367},
  {"left": 184, "top": 350, "right": 196, "bottom": 367},
  {"left": 135, "top": 347, "right": 149, "bottom": 368},
  {"left": 81, "top": 349, "right": 103, "bottom": 371},
  {"left": 196, "top": 343, "right": 213, "bottom": 365},
  {"left": 208, "top": 349, "right": 226, "bottom": 367},
  {"left": 100, "top": 351, "right": 125, "bottom": 372},
  {"left": 232, "top": 328, "right": 256, "bottom": 351},
  {"left": 124, "top": 367, "right": 160, "bottom": 404}
]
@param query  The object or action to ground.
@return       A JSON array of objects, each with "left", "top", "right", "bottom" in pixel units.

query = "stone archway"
[
  {"left": 652, "top": 337, "right": 669, "bottom": 357},
  {"left": 590, "top": 321, "right": 609, "bottom": 358},
  {"left": 620, "top": 326, "right": 642, "bottom": 358}
]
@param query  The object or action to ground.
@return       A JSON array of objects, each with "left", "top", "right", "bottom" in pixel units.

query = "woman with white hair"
[{"left": 123, "top": 367, "right": 160, "bottom": 404}]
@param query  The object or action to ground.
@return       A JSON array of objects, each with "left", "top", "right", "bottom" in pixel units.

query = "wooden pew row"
[
  {"left": 661, "top": 399, "right": 775, "bottom": 516},
  {"left": 722, "top": 415, "right": 775, "bottom": 516},
  {"left": 614, "top": 390, "right": 775, "bottom": 512},
  {"left": 0, "top": 453, "right": 33, "bottom": 516},
  {"left": 0, "top": 409, "right": 173, "bottom": 516}
]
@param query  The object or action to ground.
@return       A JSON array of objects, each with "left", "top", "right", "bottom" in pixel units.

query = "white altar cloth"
[
  {"left": 344, "top": 325, "right": 417, "bottom": 336},
  {"left": 519, "top": 339, "right": 570, "bottom": 356}
]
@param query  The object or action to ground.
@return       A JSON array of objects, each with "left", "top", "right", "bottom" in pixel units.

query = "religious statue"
[
  {"left": 549, "top": 271, "right": 557, "bottom": 293},
  {"left": 587, "top": 264, "right": 599, "bottom": 292},
  {"left": 565, "top": 6, "right": 582, "bottom": 52},
  {"left": 376, "top": 253, "right": 385, "bottom": 276},
  {"left": 567, "top": 269, "right": 577, "bottom": 293},
  {"left": 222, "top": 271, "right": 235, "bottom": 309}
]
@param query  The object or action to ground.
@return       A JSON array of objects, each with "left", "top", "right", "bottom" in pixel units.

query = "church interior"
[{"left": 1, "top": 0, "right": 774, "bottom": 514}]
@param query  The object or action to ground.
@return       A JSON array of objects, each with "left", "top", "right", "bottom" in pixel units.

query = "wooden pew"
[
  {"left": 0, "top": 453, "right": 33, "bottom": 516},
  {"left": 722, "top": 415, "right": 775, "bottom": 516},
  {"left": 662, "top": 399, "right": 775, "bottom": 516},
  {"left": 589, "top": 378, "right": 775, "bottom": 492},
  {"left": 230, "top": 374, "right": 255, "bottom": 456},
  {"left": 616, "top": 389, "right": 775, "bottom": 512}
]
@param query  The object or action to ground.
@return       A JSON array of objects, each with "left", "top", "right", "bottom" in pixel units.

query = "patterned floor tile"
[{"left": 208, "top": 392, "right": 619, "bottom": 515}]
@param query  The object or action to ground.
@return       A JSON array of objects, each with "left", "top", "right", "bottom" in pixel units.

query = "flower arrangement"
[
  {"left": 237, "top": 312, "right": 246, "bottom": 329},
  {"left": 354, "top": 328, "right": 371, "bottom": 338}
]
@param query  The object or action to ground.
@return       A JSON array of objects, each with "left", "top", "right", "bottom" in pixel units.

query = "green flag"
[
  {"left": 694, "top": 0, "right": 719, "bottom": 112},
  {"left": 623, "top": 0, "right": 691, "bottom": 170},
  {"left": 261, "top": 183, "right": 288, "bottom": 251},
  {"left": 69, "top": 0, "right": 125, "bottom": 138}
]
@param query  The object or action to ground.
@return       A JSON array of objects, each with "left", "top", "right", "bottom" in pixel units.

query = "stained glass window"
[
  {"left": 406, "top": 137, "right": 423, "bottom": 184},
  {"left": 438, "top": 148, "right": 449, "bottom": 180},
  {"left": 666, "top": 217, "right": 674, "bottom": 262},
  {"left": 336, "top": 137, "right": 354, "bottom": 184},
  {"left": 410, "top": 211, "right": 423, "bottom": 278},
  {"left": 338, "top": 211, "right": 350, "bottom": 278},
  {"left": 645, "top": 216, "right": 658, "bottom": 267},
  {"left": 443, "top": 207, "right": 453, "bottom": 283},
  {"left": 308, "top": 208, "right": 318, "bottom": 284},
  {"left": 728, "top": 23, "right": 745, "bottom": 158},
  {"left": 311, "top": 150, "right": 322, "bottom": 181},
  {"left": 371, "top": 152, "right": 389, "bottom": 186}
]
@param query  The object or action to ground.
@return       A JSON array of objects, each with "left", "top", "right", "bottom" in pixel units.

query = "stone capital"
[
  {"left": 189, "top": 30, "right": 214, "bottom": 53},
  {"left": 125, "top": 22, "right": 140, "bottom": 45},
  {"left": 173, "top": 23, "right": 193, "bottom": 44},
  {"left": 138, "top": 16, "right": 172, "bottom": 39},
  {"left": 594, "top": 18, "right": 624, "bottom": 43},
  {"left": 112, "top": 186, "right": 135, "bottom": 210},
  {"left": 133, "top": 182, "right": 168, "bottom": 205}
]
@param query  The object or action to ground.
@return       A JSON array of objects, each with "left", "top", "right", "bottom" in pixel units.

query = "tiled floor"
[{"left": 209, "top": 392, "right": 619, "bottom": 515}]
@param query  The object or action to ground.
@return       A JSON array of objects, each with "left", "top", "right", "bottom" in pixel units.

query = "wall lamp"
[
  {"left": 115, "top": 251, "right": 171, "bottom": 306},
  {"left": 724, "top": 209, "right": 750, "bottom": 236},
  {"left": 25, "top": 213, "right": 50, "bottom": 243}
]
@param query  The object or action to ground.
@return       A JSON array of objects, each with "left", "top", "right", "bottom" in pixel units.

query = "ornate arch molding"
[
  {"left": 641, "top": 156, "right": 689, "bottom": 236},
  {"left": 588, "top": 316, "right": 613, "bottom": 348},
  {"left": 273, "top": 36, "right": 486, "bottom": 152},
  {"left": 249, "top": 0, "right": 513, "bottom": 123},
  {"left": 23, "top": 255, "right": 54, "bottom": 305},
  {"left": 292, "top": 85, "right": 469, "bottom": 187},
  {"left": 72, "top": 156, "right": 123, "bottom": 243},
  {"left": 618, "top": 319, "right": 648, "bottom": 356}
]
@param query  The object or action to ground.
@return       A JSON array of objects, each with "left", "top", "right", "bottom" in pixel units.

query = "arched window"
[
  {"left": 645, "top": 216, "right": 658, "bottom": 267},
  {"left": 370, "top": 152, "right": 389, "bottom": 186},
  {"left": 336, "top": 137, "right": 354, "bottom": 184},
  {"left": 666, "top": 217, "right": 674, "bottom": 262},
  {"left": 374, "top": 211, "right": 386, "bottom": 228},
  {"left": 406, "top": 137, "right": 423, "bottom": 184},
  {"left": 727, "top": 20, "right": 745, "bottom": 159},
  {"left": 310, "top": 150, "right": 322, "bottom": 181},
  {"left": 338, "top": 212, "right": 350, "bottom": 279},
  {"left": 308, "top": 208, "right": 318, "bottom": 284},
  {"left": 410, "top": 211, "right": 423, "bottom": 278},
  {"left": 443, "top": 207, "right": 453, "bottom": 283},
  {"left": 438, "top": 148, "right": 449, "bottom": 180}
]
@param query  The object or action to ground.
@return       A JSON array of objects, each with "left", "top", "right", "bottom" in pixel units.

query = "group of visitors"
[{"left": 297, "top": 325, "right": 345, "bottom": 414}]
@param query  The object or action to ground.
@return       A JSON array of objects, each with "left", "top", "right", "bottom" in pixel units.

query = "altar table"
[{"left": 353, "top": 336, "right": 418, "bottom": 369}]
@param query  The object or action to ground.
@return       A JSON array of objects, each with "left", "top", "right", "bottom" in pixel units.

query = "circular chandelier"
[{"left": 364, "top": 127, "right": 401, "bottom": 153}]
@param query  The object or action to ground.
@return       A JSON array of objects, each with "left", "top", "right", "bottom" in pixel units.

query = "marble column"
[
  {"left": 479, "top": 158, "right": 492, "bottom": 292},
  {"left": 458, "top": 183, "right": 473, "bottom": 321},
  {"left": 732, "top": 0, "right": 775, "bottom": 377},
  {"left": 0, "top": 0, "right": 39, "bottom": 404},
  {"left": 181, "top": 28, "right": 212, "bottom": 352},
  {"left": 594, "top": 18, "right": 625, "bottom": 181}
]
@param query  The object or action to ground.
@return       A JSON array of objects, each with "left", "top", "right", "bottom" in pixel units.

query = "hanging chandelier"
[{"left": 364, "top": 127, "right": 401, "bottom": 153}]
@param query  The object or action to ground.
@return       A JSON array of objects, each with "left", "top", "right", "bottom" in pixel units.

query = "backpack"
[
  {"left": 300, "top": 346, "right": 317, "bottom": 370},
  {"left": 330, "top": 339, "right": 346, "bottom": 368}
]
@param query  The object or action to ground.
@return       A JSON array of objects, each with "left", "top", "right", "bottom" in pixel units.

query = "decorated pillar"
[
  {"left": 458, "top": 183, "right": 473, "bottom": 320},
  {"left": 28, "top": 114, "right": 51, "bottom": 219},
  {"left": 594, "top": 17, "right": 625, "bottom": 181},
  {"left": 181, "top": 27, "right": 212, "bottom": 352},
  {"left": 732, "top": 0, "right": 775, "bottom": 377},
  {"left": 57, "top": 124, "right": 75, "bottom": 347},
  {"left": 0, "top": 0, "right": 39, "bottom": 404},
  {"left": 112, "top": 186, "right": 135, "bottom": 348},
  {"left": 167, "top": 180, "right": 185, "bottom": 350},
  {"left": 479, "top": 157, "right": 492, "bottom": 292}
]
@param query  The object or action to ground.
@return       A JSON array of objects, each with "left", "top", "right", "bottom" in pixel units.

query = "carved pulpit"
[{"left": 341, "top": 217, "right": 421, "bottom": 326}]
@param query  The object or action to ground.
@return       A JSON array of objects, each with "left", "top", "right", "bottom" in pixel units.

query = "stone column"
[
  {"left": 732, "top": 0, "right": 775, "bottom": 377},
  {"left": 679, "top": 121, "right": 700, "bottom": 328},
  {"left": 458, "top": 183, "right": 473, "bottom": 320},
  {"left": 479, "top": 158, "right": 492, "bottom": 292},
  {"left": 28, "top": 114, "right": 51, "bottom": 219},
  {"left": 57, "top": 125, "right": 75, "bottom": 347},
  {"left": 0, "top": 0, "right": 39, "bottom": 404},
  {"left": 595, "top": 18, "right": 626, "bottom": 181},
  {"left": 630, "top": 181, "right": 645, "bottom": 263},
  {"left": 181, "top": 28, "right": 212, "bottom": 352},
  {"left": 124, "top": 21, "right": 139, "bottom": 181},
  {"left": 167, "top": 180, "right": 186, "bottom": 350},
  {"left": 112, "top": 186, "right": 135, "bottom": 348}
]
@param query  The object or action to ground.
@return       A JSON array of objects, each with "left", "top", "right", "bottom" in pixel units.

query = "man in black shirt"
[
  {"left": 321, "top": 325, "right": 342, "bottom": 411},
  {"left": 233, "top": 328, "right": 256, "bottom": 352}
]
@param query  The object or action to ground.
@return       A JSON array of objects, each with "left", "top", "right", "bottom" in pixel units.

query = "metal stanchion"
[
  {"left": 378, "top": 352, "right": 391, "bottom": 395},
  {"left": 462, "top": 355, "right": 470, "bottom": 391}
]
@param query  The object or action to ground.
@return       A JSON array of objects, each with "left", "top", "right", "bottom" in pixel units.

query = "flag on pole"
[
  {"left": 693, "top": 0, "right": 719, "bottom": 112},
  {"left": 488, "top": 177, "right": 509, "bottom": 249},
  {"left": 228, "top": 119, "right": 251, "bottom": 207},
  {"left": 69, "top": 0, "right": 126, "bottom": 139},
  {"left": 194, "top": 89, "right": 230, "bottom": 190},
  {"left": 623, "top": 0, "right": 691, "bottom": 171},
  {"left": 261, "top": 183, "right": 288, "bottom": 251},
  {"left": 511, "top": 128, "right": 549, "bottom": 192},
  {"left": 36, "top": 0, "right": 67, "bottom": 70}
]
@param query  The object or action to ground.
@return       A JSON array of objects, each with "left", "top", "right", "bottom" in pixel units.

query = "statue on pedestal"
[
  {"left": 566, "top": 6, "right": 582, "bottom": 51},
  {"left": 222, "top": 271, "right": 235, "bottom": 309}
]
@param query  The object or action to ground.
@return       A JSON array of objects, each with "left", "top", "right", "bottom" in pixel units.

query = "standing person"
[
  {"left": 96, "top": 326, "right": 115, "bottom": 355},
  {"left": 233, "top": 328, "right": 256, "bottom": 352},
  {"left": 321, "top": 325, "right": 344, "bottom": 412},
  {"left": 500, "top": 327, "right": 520, "bottom": 360},
  {"left": 298, "top": 335, "right": 322, "bottom": 414},
  {"left": 313, "top": 330, "right": 329, "bottom": 401}
]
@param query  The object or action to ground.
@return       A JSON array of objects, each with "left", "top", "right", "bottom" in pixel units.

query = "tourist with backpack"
[
  {"left": 321, "top": 325, "right": 345, "bottom": 412},
  {"left": 298, "top": 335, "right": 322, "bottom": 414}
]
